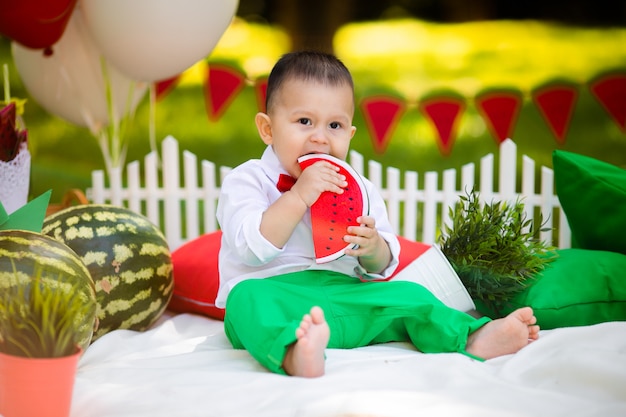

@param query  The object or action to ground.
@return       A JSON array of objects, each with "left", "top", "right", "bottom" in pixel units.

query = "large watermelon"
[
  {"left": 42, "top": 205, "right": 174, "bottom": 340},
  {"left": 0, "top": 230, "right": 97, "bottom": 352},
  {"left": 298, "top": 154, "right": 369, "bottom": 263}
]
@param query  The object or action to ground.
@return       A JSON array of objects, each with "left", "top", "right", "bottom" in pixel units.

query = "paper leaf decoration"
[
  {"left": 360, "top": 96, "right": 407, "bottom": 154},
  {"left": 475, "top": 91, "right": 523, "bottom": 144},
  {"left": 589, "top": 72, "right": 626, "bottom": 132},
  {"left": 0, "top": 190, "right": 51, "bottom": 232},
  {"left": 255, "top": 77, "right": 268, "bottom": 113},
  {"left": 419, "top": 96, "right": 465, "bottom": 156},
  {"left": 204, "top": 64, "right": 246, "bottom": 122}
]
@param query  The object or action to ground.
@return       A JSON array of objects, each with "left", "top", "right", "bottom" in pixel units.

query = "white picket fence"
[{"left": 87, "top": 135, "right": 571, "bottom": 251}]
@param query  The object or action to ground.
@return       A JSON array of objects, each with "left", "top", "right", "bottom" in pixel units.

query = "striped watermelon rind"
[
  {"left": 42, "top": 205, "right": 174, "bottom": 341},
  {"left": 0, "top": 230, "right": 98, "bottom": 352},
  {"left": 298, "top": 154, "right": 370, "bottom": 263}
]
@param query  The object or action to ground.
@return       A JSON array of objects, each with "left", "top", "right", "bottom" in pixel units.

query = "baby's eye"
[
  {"left": 329, "top": 122, "right": 341, "bottom": 129},
  {"left": 298, "top": 118, "right": 312, "bottom": 125}
]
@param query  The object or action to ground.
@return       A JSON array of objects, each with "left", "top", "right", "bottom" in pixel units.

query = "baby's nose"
[{"left": 310, "top": 128, "right": 329, "bottom": 143}]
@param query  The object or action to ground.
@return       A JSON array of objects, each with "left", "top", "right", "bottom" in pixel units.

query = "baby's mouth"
[{"left": 300, "top": 151, "right": 326, "bottom": 158}]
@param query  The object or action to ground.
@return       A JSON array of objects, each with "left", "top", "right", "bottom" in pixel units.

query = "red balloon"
[{"left": 0, "top": 0, "right": 77, "bottom": 51}]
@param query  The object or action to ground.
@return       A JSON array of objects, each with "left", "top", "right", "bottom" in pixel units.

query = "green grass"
[{"left": 1, "top": 18, "right": 625, "bottom": 204}]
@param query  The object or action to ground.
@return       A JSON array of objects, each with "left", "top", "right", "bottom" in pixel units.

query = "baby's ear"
[{"left": 255, "top": 112, "right": 273, "bottom": 145}]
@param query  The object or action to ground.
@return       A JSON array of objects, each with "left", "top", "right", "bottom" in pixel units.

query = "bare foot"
[
  {"left": 466, "top": 307, "right": 540, "bottom": 360},
  {"left": 282, "top": 306, "right": 330, "bottom": 377}
]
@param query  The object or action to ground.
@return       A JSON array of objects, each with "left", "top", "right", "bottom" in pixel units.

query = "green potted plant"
[
  {"left": 0, "top": 230, "right": 97, "bottom": 417},
  {"left": 439, "top": 189, "right": 557, "bottom": 317},
  {"left": 0, "top": 266, "right": 96, "bottom": 358}
]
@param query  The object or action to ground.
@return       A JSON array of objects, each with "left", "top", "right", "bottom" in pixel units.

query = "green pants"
[{"left": 224, "top": 270, "right": 490, "bottom": 374}]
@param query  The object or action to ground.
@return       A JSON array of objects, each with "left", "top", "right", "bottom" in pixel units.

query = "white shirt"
[{"left": 215, "top": 145, "right": 400, "bottom": 308}]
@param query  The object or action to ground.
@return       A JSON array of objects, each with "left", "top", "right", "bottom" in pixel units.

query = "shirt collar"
[{"left": 261, "top": 145, "right": 290, "bottom": 183}]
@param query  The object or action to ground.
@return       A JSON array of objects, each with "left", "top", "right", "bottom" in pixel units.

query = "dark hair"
[{"left": 265, "top": 50, "right": 354, "bottom": 112}]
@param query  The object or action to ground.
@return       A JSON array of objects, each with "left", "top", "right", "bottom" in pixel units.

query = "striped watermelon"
[
  {"left": 0, "top": 230, "right": 97, "bottom": 351},
  {"left": 42, "top": 205, "right": 174, "bottom": 341},
  {"left": 298, "top": 154, "right": 370, "bottom": 263}
]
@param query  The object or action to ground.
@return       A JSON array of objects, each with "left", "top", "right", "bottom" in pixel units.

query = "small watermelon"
[
  {"left": 0, "top": 230, "right": 97, "bottom": 352},
  {"left": 42, "top": 205, "right": 174, "bottom": 341},
  {"left": 298, "top": 154, "right": 369, "bottom": 263}
]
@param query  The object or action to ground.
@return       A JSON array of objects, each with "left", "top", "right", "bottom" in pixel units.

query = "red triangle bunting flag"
[
  {"left": 360, "top": 96, "right": 407, "bottom": 154},
  {"left": 204, "top": 64, "right": 247, "bottom": 122},
  {"left": 155, "top": 75, "right": 180, "bottom": 101},
  {"left": 475, "top": 91, "right": 522, "bottom": 144},
  {"left": 255, "top": 77, "right": 269, "bottom": 113},
  {"left": 589, "top": 72, "right": 626, "bottom": 132},
  {"left": 419, "top": 96, "right": 465, "bottom": 156},
  {"left": 532, "top": 83, "right": 578, "bottom": 145}
]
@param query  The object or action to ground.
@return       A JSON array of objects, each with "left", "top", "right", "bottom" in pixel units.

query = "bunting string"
[{"left": 156, "top": 64, "right": 626, "bottom": 156}]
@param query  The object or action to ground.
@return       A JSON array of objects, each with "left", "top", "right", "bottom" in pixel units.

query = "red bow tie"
[{"left": 276, "top": 174, "right": 296, "bottom": 192}]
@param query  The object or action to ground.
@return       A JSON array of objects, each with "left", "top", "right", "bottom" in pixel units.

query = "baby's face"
[{"left": 264, "top": 78, "right": 356, "bottom": 178}]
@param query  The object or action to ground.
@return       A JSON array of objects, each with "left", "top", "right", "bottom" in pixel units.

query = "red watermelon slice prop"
[{"left": 298, "top": 154, "right": 369, "bottom": 264}]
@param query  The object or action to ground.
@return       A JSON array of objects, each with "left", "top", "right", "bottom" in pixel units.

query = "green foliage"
[
  {"left": 439, "top": 189, "right": 557, "bottom": 315},
  {"left": 0, "top": 264, "right": 96, "bottom": 358}
]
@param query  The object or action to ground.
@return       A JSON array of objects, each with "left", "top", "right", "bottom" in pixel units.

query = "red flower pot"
[{"left": 0, "top": 347, "right": 82, "bottom": 417}]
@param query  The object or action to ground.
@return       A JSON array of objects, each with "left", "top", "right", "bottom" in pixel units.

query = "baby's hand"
[
  {"left": 344, "top": 216, "right": 380, "bottom": 258},
  {"left": 344, "top": 216, "right": 392, "bottom": 274},
  {"left": 291, "top": 161, "right": 347, "bottom": 207}
]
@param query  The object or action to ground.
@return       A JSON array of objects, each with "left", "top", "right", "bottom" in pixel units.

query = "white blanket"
[{"left": 73, "top": 313, "right": 626, "bottom": 417}]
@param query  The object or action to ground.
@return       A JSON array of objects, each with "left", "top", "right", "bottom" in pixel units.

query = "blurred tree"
[
  {"left": 270, "top": 0, "right": 355, "bottom": 52},
  {"left": 236, "top": 0, "right": 626, "bottom": 52}
]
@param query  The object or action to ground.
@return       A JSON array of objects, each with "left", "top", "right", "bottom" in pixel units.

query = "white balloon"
[
  {"left": 80, "top": 0, "right": 239, "bottom": 82},
  {"left": 11, "top": 6, "right": 148, "bottom": 131}
]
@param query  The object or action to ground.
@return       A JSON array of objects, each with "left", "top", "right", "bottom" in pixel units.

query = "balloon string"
[
  {"left": 149, "top": 83, "right": 160, "bottom": 169},
  {"left": 96, "top": 128, "right": 112, "bottom": 177},
  {"left": 100, "top": 58, "right": 124, "bottom": 172},
  {"left": 117, "top": 79, "right": 138, "bottom": 174},
  {"left": 3, "top": 64, "right": 9, "bottom": 103}
]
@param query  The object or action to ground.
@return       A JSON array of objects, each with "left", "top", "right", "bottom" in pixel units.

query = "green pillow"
[
  {"left": 500, "top": 248, "right": 626, "bottom": 329},
  {"left": 553, "top": 150, "right": 626, "bottom": 254}
]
